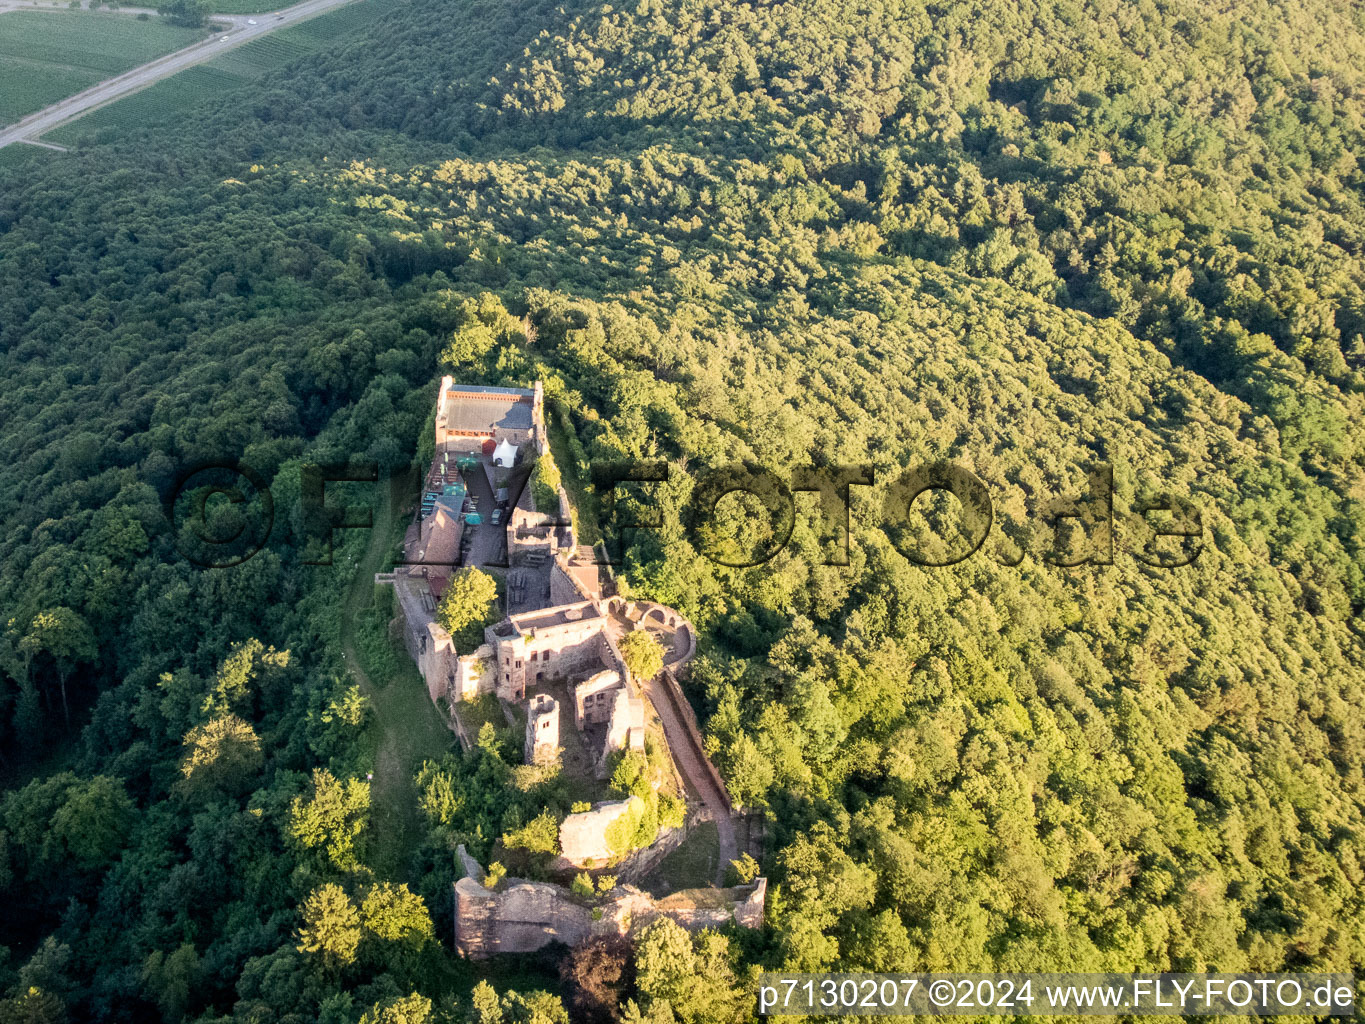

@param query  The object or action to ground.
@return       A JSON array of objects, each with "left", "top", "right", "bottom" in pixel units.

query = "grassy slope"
[{"left": 341, "top": 470, "right": 455, "bottom": 879}]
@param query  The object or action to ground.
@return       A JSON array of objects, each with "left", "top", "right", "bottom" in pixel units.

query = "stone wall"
[
  {"left": 507, "top": 502, "right": 556, "bottom": 564},
  {"left": 550, "top": 556, "right": 590, "bottom": 605},
  {"left": 453, "top": 876, "right": 591, "bottom": 957},
  {"left": 597, "top": 631, "right": 630, "bottom": 690},
  {"left": 452, "top": 645, "right": 494, "bottom": 702},
  {"left": 452, "top": 846, "right": 766, "bottom": 958},
  {"left": 531, "top": 381, "right": 548, "bottom": 452},
  {"left": 733, "top": 878, "right": 767, "bottom": 928},
  {"left": 601, "top": 688, "right": 645, "bottom": 773},
  {"left": 609, "top": 815, "right": 691, "bottom": 885},
  {"left": 422, "top": 623, "right": 457, "bottom": 703},
  {"left": 573, "top": 670, "right": 622, "bottom": 728}
]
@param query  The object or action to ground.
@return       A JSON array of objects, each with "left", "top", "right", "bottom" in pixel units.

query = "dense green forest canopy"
[{"left": 1, "top": 0, "right": 1364, "bottom": 1019}]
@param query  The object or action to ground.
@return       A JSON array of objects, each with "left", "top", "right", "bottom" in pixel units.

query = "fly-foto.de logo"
[
  {"left": 593, "top": 460, "right": 1201, "bottom": 569},
  {"left": 162, "top": 458, "right": 1200, "bottom": 571}
]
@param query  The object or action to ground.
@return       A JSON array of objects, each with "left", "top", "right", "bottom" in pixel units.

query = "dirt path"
[
  {"left": 340, "top": 642, "right": 408, "bottom": 874},
  {"left": 0, "top": 0, "right": 363, "bottom": 149},
  {"left": 643, "top": 675, "right": 738, "bottom": 886}
]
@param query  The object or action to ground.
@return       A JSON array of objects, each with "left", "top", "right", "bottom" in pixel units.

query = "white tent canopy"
[{"left": 492, "top": 438, "right": 519, "bottom": 468}]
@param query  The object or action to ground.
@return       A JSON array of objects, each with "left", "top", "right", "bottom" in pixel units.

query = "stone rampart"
[{"left": 452, "top": 846, "right": 765, "bottom": 958}]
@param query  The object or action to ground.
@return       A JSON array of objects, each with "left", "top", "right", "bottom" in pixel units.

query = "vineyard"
[
  {"left": 0, "top": 10, "right": 204, "bottom": 125},
  {"left": 43, "top": 0, "right": 392, "bottom": 145}
]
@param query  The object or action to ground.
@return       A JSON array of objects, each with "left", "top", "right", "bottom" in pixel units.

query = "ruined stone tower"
[{"left": 524, "top": 693, "right": 560, "bottom": 764}]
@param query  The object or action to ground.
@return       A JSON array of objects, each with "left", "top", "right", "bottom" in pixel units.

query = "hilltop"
[{"left": 0, "top": 0, "right": 1363, "bottom": 1019}]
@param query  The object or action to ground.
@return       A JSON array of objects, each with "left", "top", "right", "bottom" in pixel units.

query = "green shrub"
[
  {"left": 725, "top": 853, "right": 760, "bottom": 886},
  {"left": 435, "top": 568, "right": 499, "bottom": 650},
  {"left": 632, "top": 797, "right": 659, "bottom": 849},
  {"left": 619, "top": 630, "right": 664, "bottom": 682},
  {"left": 658, "top": 793, "right": 686, "bottom": 830},
  {"left": 603, "top": 797, "right": 646, "bottom": 856},
  {"left": 531, "top": 452, "right": 562, "bottom": 514},
  {"left": 609, "top": 750, "right": 651, "bottom": 801},
  {"left": 603, "top": 795, "right": 659, "bottom": 856},
  {"left": 501, "top": 810, "right": 560, "bottom": 855}
]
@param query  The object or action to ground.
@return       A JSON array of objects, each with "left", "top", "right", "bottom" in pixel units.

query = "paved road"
[{"left": 0, "top": 0, "right": 360, "bottom": 149}]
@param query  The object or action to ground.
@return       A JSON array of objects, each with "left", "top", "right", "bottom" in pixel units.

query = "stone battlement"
[{"left": 452, "top": 846, "right": 765, "bottom": 958}]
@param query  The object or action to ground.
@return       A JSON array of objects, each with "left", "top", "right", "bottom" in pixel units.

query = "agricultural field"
[
  {"left": 0, "top": 10, "right": 204, "bottom": 124},
  {"left": 43, "top": 0, "right": 391, "bottom": 144},
  {"left": 193, "top": 0, "right": 281, "bottom": 11}
]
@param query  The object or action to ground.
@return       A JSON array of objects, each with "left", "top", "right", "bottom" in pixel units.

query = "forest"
[{"left": 1, "top": 0, "right": 1364, "bottom": 1019}]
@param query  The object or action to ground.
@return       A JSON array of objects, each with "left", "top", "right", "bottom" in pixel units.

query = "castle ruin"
[
  {"left": 452, "top": 845, "right": 766, "bottom": 958},
  {"left": 380, "top": 379, "right": 760, "bottom": 956},
  {"left": 379, "top": 378, "right": 692, "bottom": 778}
]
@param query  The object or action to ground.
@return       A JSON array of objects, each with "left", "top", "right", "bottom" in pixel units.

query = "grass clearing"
[
  {"left": 365, "top": 650, "right": 451, "bottom": 774},
  {"left": 643, "top": 819, "right": 720, "bottom": 895},
  {"left": 43, "top": 0, "right": 394, "bottom": 145},
  {"left": 0, "top": 10, "right": 204, "bottom": 124},
  {"left": 362, "top": 618, "right": 455, "bottom": 877},
  {"left": 353, "top": 583, "right": 404, "bottom": 687}
]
